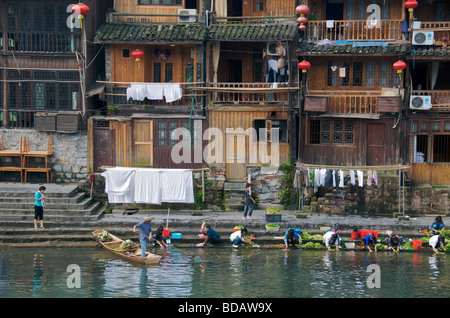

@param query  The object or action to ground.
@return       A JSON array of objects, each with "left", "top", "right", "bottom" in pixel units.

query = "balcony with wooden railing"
[
  {"left": 205, "top": 82, "right": 297, "bottom": 108},
  {"left": 307, "top": 20, "right": 403, "bottom": 42},
  {"left": 4, "top": 32, "right": 81, "bottom": 53},
  {"left": 98, "top": 81, "right": 206, "bottom": 114},
  {"left": 411, "top": 90, "right": 450, "bottom": 111},
  {"left": 304, "top": 90, "right": 403, "bottom": 115}
]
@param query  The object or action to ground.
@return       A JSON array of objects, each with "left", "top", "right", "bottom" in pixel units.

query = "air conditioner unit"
[
  {"left": 178, "top": 9, "right": 197, "bottom": 22},
  {"left": 412, "top": 31, "right": 434, "bottom": 45},
  {"left": 410, "top": 95, "right": 432, "bottom": 110}
]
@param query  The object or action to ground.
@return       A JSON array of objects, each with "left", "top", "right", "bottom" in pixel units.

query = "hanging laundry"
[
  {"left": 101, "top": 167, "right": 136, "bottom": 204},
  {"left": 350, "top": 170, "right": 356, "bottom": 185},
  {"left": 134, "top": 169, "right": 162, "bottom": 204},
  {"left": 357, "top": 170, "right": 364, "bottom": 187},
  {"left": 319, "top": 168, "right": 327, "bottom": 186},
  {"left": 325, "top": 169, "right": 333, "bottom": 187},
  {"left": 145, "top": 84, "right": 165, "bottom": 100},
  {"left": 367, "top": 170, "right": 373, "bottom": 186},
  {"left": 373, "top": 171, "right": 378, "bottom": 185},
  {"left": 163, "top": 84, "right": 183, "bottom": 103},
  {"left": 339, "top": 170, "right": 344, "bottom": 188},
  {"left": 161, "top": 169, "right": 194, "bottom": 203}
]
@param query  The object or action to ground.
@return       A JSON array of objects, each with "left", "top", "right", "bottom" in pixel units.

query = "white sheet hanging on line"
[
  {"left": 101, "top": 167, "right": 136, "bottom": 203},
  {"left": 126, "top": 83, "right": 183, "bottom": 102},
  {"left": 134, "top": 169, "right": 162, "bottom": 204},
  {"left": 350, "top": 170, "right": 356, "bottom": 185},
  {"left": 339, "top": 170, "right": 344, "bottom": 188},
  {"left": 102, "top": 167, "right": 194, "bottom": 205},
  {"left": 357, "top": 170, "right": 364, "bottom": 187}
]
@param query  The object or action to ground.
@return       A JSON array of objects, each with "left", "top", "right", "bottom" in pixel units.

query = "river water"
[{"left": 0, "top": 247, "right": 448, "bottom": 298}]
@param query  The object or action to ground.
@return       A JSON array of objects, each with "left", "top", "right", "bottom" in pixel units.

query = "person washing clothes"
[
  {"left": 323, "top": 231, "right": 340, "bottom": 251},
  {"left": 430, "top": 216, "right": 445, "bottom": 235},
  {"left": 284, "top": 228, "right": 301, "bottom": 249},
  {"left": 429, "top": 234, "right": 447, "bottom": 255},
  {"left": 385, "top": 231, "right": 403, "bottom": 252},
  {"left": 230, "top": 227, "right": 255, "bottom": 248},
  {"left": 362, "top": 233, "right": 378, "bottom": 252},
  {"left": 198, "top": 224, "right": 221, "bottom": 247}
]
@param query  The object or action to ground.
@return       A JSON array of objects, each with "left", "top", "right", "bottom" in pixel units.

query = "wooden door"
[
  {"left": 93, "top": 122, "right": 115, "bottom": 171},
  {"left": 225, "top": 130, "right": 247, "bottom": 180},
  {"left": 133, "top": 120, "right": 153, "bottom": 167},
  {"left": 367, "top": 123, "right": 385, "bottom": 165}
]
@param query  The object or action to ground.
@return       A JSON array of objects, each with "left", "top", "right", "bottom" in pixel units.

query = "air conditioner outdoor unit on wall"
[
  {"left": 178, "top": 9, "right": 197, "bottom": 22},
  {"left": 412, "top": 31, "right": 434, "bottom": 45},
  {"left": 410, "top": 95, "right": 432, "bottom": 110}
]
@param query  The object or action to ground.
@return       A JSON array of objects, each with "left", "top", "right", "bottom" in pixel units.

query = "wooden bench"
[
  {"left": 0, "top": 167, "right": 23, "bottom": 183},
  {"left": 24, "top": 167, "right": 52, "bottom": 184}
]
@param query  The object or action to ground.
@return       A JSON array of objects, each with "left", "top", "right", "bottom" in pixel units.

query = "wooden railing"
[
  {"left": 411, "top": 90, "right": 450, "bottom": 111},
  {"left": 6, "top": 32, "right": 81, "bottom": 53},
  {"left": 206, "top": 82, "right": 294, "bottom": 106},
  {"left": 307, "top": 20, "right": 403, "bottom": 41},
  {"left": 306, "top": 90, "right": 381, "bottom": 114},
  {"left": 102, "top": 82, "right": 205, "bottom": 108},
  {"left": 327, "top": 95, "right": 378, "bottom": 114}
]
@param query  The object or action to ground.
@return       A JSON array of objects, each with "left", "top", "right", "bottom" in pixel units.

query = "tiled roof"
[
  {"left": 409, "top": 46, "right": 450, "bottom": 57},
  {"left": 296, "top": 41, "right": 409, "bottom": 56},
  {"left": 95, "top": 23, "right": 208, "bottom": 43},
  {"left": 208, "top": 21, "right": 299, "bottom": 41}
]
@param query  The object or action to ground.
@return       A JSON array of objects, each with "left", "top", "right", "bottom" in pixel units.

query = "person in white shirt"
[
  {"left": 323, "top": 231, "right": 340, "bottom": 251},
  {"left": 429, "top": 234, "right": 447, "bottom": 254}
]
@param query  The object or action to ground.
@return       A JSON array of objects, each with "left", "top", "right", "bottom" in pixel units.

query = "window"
[
  {"left": 352, "top": 62, "right": 363, "bottom": 87},
  {"left": 327, "top": 61, "right": 399, "bottom": 88},
  {"left": 255, "top": 0, "right": 265, "bottom": 11},
  {"left": 411, "top": 120, "right": 450, "bottom": 163},
  {"left": 253, "top": 119, "right": 288, "bottom": 143},
  {"left": 365, "top": 62, "right": 375, "bottom": 87},
  {"left": 308, "top": 119, "right": 354, "bottom": 145},
  {"left": 157, "top": 120, "right": 202, "bottom": 148}
]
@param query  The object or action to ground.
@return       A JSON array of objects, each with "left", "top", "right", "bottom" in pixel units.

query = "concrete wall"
[{"left": 0, "top": 129, "right": 88, "bottom": 183}]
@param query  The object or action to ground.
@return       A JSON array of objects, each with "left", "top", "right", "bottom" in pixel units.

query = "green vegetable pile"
[
  {"left": 96, "top": 231, "right": 112, "bottom": 242},
  {"left": 115, "top": 239, "right": 137, "bottom": 252},
  {"left": 302, "top": 242, "right": 323, "bottom": 249},
  {"left": 265, "top": 207, "right": 282, "bottom": 214}
]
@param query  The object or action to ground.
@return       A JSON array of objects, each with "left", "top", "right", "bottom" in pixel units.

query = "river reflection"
[{"left": 0, "top": 247, "right": 448, "bottom": 298}]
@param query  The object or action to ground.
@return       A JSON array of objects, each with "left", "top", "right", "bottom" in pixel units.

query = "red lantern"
[
  {"left": 132, "top": 49, "right": 144, "bottom": 69},
  {"left": 296, "top": 5, "right": 310, "bottom": 16},
  {"left": 297, "top": 16, "right": 309, "bottom": 25},
  {"left": 393, "top": 60, "right": 407, "bottom": 74},
  {"left": 298, "top": 60, "right": 311, "bottom": 73},
  {"left": 72, "top": 3, "right": 90, "bottom": 29},
  {"left": 404, "top": 0, "right": 418, "bottom": 19},
  {"left": 299, "top": 24, "right": 307, "bottom": 31}
]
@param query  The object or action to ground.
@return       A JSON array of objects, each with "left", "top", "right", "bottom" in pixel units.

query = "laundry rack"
[{"left": 295, "top": 163, "right": 411, "bottom": 216}]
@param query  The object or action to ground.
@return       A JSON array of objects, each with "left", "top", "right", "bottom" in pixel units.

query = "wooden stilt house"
[{"left": 89, "top": 0, "right": 208, "bottom": 171}]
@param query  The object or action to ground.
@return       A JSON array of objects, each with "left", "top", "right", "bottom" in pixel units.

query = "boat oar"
[{"left": 129, "top": 229, "right": 194, "bottom": 257}]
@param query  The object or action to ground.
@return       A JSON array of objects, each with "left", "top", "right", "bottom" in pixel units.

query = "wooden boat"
[{"left": 92, "top": 229, "right": 162, "bottom": 265}]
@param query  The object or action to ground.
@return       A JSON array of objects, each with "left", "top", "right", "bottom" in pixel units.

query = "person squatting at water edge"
[
  {"left": 323, "top": 231, "right": 340, "bottom": 251},
  {"left": 429, "top": 234, "right": 447, "bottom": 255},
  {"left": 362, "top": 233, "right": 378, "bottom": 252},
  {"left": 152, "top": 225, "right": 169, "bottom": 248},
  {"left": 133, "top": 216, "right": 154, "bottom": 257},
  {"left": 284, "top": 228, "right": 301, "bottom": 249},
  {"left": 430, "top": 216, "right": 446, "bottom": 235},
  {"left": 385, "top": 231, "right": 403, "bottom": 252},
  {"left": 230, "top": 227, "right": 257, "bottom": 248},
  {"left": 198, "top": 224, "right": 221, "bottom": 247}
]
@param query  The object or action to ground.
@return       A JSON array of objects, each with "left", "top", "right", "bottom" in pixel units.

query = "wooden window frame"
[
  {"left": 253, "top": 119, "right": 288, "bottom": 143},
  {"left": 410, "top": 119, "right": 450, "bottom": 163},
  {"left": 307, "top": 119, "right": 355, "bottom": 146}
]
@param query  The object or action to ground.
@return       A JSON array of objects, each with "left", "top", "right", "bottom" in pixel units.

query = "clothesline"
[{"left": 297, "top": 163, "right": 410, "bottom": 171}]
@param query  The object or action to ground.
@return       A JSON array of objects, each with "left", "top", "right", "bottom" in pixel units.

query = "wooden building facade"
[
  {"left": 0, "top": 0, "right": 111, "bottom": 131},
  {"left": 89, "top": 0, "right": 208, "bottom": 171},
  {"left": 404, "top": 0, "right": 450, "bottom": 185},
  {"left": 205, "top": 0, "right": 299, "bottom": 181}
]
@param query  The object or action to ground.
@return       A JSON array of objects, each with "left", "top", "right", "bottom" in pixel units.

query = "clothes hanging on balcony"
[
  {"left": 126, "top": 83, "right": 182, "bottom": 102},
  {"left": 101, "top": 167, "right": 135, "bottom": 204}
]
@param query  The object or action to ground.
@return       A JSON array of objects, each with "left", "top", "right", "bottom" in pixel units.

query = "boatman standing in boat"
[{"left": 133, "top": 216, "right": 154, "bottom": 257}]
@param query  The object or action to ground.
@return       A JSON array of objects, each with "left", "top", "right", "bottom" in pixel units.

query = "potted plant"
[
  {"left": 265, "top": 206, "right": 282, "bottom": 222},
  {"left": 265, "top": 223, "right": 280, "bottom": 232},
  {"left": 441, "top": 36, "right": 448, "bottom": 48}
]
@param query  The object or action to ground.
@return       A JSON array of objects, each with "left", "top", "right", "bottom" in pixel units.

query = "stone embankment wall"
[{"left": 0, "top": 129, "right": 88, "bottom": 183}]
